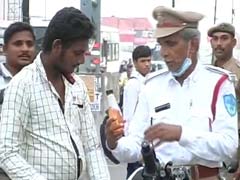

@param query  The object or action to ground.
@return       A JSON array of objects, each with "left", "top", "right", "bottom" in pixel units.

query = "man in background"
[
  {"left": 208, "top": 22, "right": 240, "bottom": 96},
  {"left": 0, "top": 22, "right": 36, "bottom": 180},
  {"left": 208, "top": 22, "right": 240, "bottom": 180},
  {"left": 0, "top": 22, "right": 36, "bottom": 107},
  {"left": 123, "top": 45, "right": 151, "bottom": 178}
]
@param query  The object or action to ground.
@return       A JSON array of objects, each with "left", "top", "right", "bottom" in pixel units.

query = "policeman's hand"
[
  {"left": 144, "top": 123, "right": 182, "bottom": 145},
  {"left": 105, "top": 117, "right": 125, "bottom": 150}
]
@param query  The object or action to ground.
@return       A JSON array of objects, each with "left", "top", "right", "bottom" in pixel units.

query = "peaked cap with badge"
[{"left": 152, "top": 6, "right": 204, "bottom": 38}]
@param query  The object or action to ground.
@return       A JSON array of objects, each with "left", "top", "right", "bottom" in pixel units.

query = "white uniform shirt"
[
  {"left": 0, "top": 54, "right": 110, "bottom": 180},
  {"left": 112, "top": 63, "right": 238, "bottom": 168},
  {"left": 123, "top": 70, "right": 145, "bottom": 134},
  {"left": 0, "top": 63, "right": 12, "bottom": 91}
]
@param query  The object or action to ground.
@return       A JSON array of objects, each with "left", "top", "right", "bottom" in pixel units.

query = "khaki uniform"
[{"left": 215, "top": 57, "right": 240, "bottom": 81}]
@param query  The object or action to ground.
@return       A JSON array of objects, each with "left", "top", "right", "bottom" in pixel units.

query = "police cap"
[
  {"left": 208, "top": 22, "right": 235, "bottom": 37},
  {"left": 152, "top": 6, "right": 204, "bottom": 38}
]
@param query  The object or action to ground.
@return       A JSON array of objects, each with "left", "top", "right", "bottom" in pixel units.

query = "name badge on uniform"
[{"left": 223, "top": 94, "right": 236, "bottom": 117}]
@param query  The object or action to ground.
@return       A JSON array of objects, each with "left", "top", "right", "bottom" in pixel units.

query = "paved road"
[{"left": 107, "top": 161, "right": 127, "bottom": 180}]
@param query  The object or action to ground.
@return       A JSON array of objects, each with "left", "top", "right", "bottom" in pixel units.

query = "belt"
[{"left": 192, "top": 165, "right": 219, "bottom": 179}]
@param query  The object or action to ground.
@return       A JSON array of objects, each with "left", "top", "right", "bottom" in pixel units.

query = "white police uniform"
[{"left": 111, "top": 63, "right": 238, "bottom": 168}]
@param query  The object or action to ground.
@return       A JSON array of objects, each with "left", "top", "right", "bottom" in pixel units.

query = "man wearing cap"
[
  {"left": 208, "top": 23, "right": 240, "bottom": 179},
  {"left": 208, "top": 22, "right": 240, "bottom": 101},
  {"left": 105, "top": 6, "right": 238, "bottom": 180}
]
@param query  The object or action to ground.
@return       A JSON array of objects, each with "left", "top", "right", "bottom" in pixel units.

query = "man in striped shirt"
[{"left": 0, "top": 7, "right": 110, "bottom": 180}]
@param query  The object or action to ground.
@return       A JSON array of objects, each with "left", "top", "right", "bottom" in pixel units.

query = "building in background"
[
  {"left": 101, "top": 17, "right": 157, "bottom": 71},
  {"left": 0, "top": 0, "right": 22, "bottom": 21}
]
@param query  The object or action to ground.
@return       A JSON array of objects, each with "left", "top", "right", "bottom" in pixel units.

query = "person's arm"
[
  {"left": 80, "top": 82, "right": 110, "bottom": 180},
  {"left": 111, "top": 88, "right": 151, "bottom": 163},
  {"left": 179, "top": 79, "right": 238, "bottom": 162},
  {"left": 0, "top": 75, "right": 47, "bottom": 180}
]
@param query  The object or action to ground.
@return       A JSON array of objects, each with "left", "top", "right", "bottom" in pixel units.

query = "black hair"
[
  {"left": 132, "top": 45, "right": 151, "bottom": 61},
  {"left": 4, "top": 22, "right": 35, "bottom": 44},
  {"left": 42, "top": 7, "right": 95, "bottom": 52}
]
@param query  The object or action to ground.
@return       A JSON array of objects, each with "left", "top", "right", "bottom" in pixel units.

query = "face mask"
[
  {"left": 171, "top": 41, "right": 192, "bottom": 77},
  {"left": 172, "top": 57, "right": 192, "bottom": 77}
]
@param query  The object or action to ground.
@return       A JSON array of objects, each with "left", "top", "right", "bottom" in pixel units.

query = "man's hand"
[
  {"left": 144, "top": 123, "right": 182, "bottom": 146},
  {"left": 105, "top": 117, "right": 124, "bottom": 150}
]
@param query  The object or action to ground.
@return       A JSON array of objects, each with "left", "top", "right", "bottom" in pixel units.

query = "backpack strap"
[{"left": 209, "top": 74, "right": 228, "bottom": 131}]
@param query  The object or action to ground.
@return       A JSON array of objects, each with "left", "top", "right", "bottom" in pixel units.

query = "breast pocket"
[
  {"left": 151, "top": 107, "right": 172, "bottom": 125},
  {"left": 69, "top": 96, "right": 86, "bottom": 132},
  {"left": 189, "top": 107, "right": 212, "bottom": 131}
]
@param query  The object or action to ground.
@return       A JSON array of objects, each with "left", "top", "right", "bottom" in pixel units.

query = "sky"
[{"left": 28, "top": 0, "right": 240, "bottom": 24}]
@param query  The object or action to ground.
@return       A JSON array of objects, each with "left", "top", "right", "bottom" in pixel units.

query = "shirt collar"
[
  {"left": 131, "top": 70, "right": 146, "bottom": 83},
  {"left": 167, "top": 62, "right": 201, "bottom": 85},
  {"left": 35, "top": 52, "right": 76, "bottom": 85},
  {"left": 0, "top": 63, "right": 13, "bottom": 78}
]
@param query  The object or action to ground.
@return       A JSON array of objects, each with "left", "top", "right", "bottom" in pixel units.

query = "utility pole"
[
  {"left": 213, "top": 0, "right": 217, "bottom": 24},
  {"left": 211, "top": 0, "right": 218, "bottom": 64},
  {"left": 22, "top": 0, "right": 30, "bottom": 23},
  {"left": 172, "top": 0, "right": 175, "bottom": 7},
  {"left": 231, "top": 0, "right": 234, "bottom": 24}
]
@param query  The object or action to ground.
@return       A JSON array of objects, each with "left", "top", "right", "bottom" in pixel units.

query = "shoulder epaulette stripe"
[{"left": 145, "top": 68, "right": 168, "bottom": 84}]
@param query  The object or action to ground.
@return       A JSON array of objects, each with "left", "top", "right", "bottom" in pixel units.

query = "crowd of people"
[{"left": 0, "top": 4, "right": 239, "bottom": 180}]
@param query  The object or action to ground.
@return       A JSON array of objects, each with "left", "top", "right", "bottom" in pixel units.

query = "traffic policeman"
[{"left": 105, "top": 6, "right": 239, "bottom": 180}]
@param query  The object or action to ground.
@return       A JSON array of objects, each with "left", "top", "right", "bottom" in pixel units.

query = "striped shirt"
[{"left": 0, "top": 54, "right": 110, "bottom": 180}]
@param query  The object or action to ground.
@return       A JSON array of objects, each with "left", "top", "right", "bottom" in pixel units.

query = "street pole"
[
  {"left": 212, "top": 0, "right": 218, "bottom": 64},
  {"left": 172, "top": 0, "right": 175, "bottom": 7},
  {"left": 231, "top": 0, "right": 234, "bottom": 24},
  {"left": 213, "top": 0, "right": 217, "bottom": 24},
  {"left": 22, "top": 0, "right": 30, "bottom": 23}
]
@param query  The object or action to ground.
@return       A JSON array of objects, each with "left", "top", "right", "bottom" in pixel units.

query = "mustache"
[
  {"left": 214, "top": 47, "right": 224, "bottom": 51},
  {"left": 18, "top": 53, "right": 31, "bottom": 57},
  {"left": 214, "top": 45, "right": 224, "bottom": 51}
]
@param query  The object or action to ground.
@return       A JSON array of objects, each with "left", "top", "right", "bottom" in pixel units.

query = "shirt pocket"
[
  {"left": 151, "top": 107, "right": 173, "bottom": 125},
  {"left": 69, "top": 95, "right": 86, "bottom": 132},
  {"left": 189, "top": 106, "right": 212, "bottom": 131}
]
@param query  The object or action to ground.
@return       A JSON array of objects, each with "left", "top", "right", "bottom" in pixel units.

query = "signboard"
[{"left": 79, "top": 75, "right": 101, "bottom": 112}]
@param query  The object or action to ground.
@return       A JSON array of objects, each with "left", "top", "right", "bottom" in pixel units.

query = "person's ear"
[
  {"left": 232, "top": 38, "right": 237, "bottom": 47},
  {"left": 2, "top": 44, "right": 7, "bottom": 55},
  {"left": 52, "top": 39, "right": 62, "bottom": 52},
  {"left": 190, "top": 38, "right": 200, "bottom": 53}
]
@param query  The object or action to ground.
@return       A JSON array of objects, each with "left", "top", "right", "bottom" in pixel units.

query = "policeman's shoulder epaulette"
[
  {"left": 145, "top": 68, "right": 168, "bottom": 84},
  {"left": 205, "top": 65, "right": 237, "bottom": 83}
]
